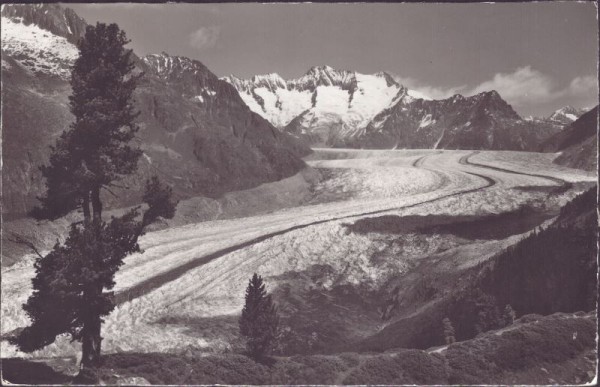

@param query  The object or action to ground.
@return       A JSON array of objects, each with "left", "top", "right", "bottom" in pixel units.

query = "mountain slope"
[
  {"left": 540, "top": 106, "right": 598, "bottom": 171},
  {"left": 1, "top": 4, "right": 310, "bottom": 218}
]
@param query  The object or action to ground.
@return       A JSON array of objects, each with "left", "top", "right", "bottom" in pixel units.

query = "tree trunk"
[
  {"left": 81, "top": 186, "right": 104, "bottom": 369},
  {"left": 91, "top": 186, "right": 102, "bottom": 222},
  {"left": 82, "top": 191, "right": 91, "bottom": 222},
  {"left": 81, "top": 307, "right": 102, "bottom": 368}
]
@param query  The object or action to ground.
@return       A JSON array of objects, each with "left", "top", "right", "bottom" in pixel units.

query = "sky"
[{"left": 67, "top": 2, "right": 598, "bottom": 117}]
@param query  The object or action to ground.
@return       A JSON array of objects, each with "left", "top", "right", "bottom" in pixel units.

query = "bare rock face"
[{"left": 1, "top": 4, "right": 310, "bottom": 218}]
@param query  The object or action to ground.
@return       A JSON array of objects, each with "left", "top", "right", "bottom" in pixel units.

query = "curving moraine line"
[{"left": 460, "top": 151, "right": 568, "bottom": 186}]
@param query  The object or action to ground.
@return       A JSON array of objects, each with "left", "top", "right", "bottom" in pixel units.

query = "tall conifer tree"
[
  {"left": 11, "top": 23, "right": 175, "bottom": 370},
  {"left": 32, "top": 22, "right": 142, "bottom": 221},
  {"left": 239, "top": 273, "right": 279, "bottom": 359}
]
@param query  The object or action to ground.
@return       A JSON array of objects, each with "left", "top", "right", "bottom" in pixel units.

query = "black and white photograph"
[{"left": 1, "top": 1, "right": 598, "bottom": 385}]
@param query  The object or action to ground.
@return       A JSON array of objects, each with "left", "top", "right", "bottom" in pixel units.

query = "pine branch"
[
  {"left": 8, "top": 233, "right": 44, "bottom": 259},
  {"left": 103, "top": 186, "right": 119, "bottom": 198}
]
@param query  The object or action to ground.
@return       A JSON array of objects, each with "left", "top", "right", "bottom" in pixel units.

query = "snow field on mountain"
[
  {"left": 251, "top": 87, "right": 313, "bottom": 127},
  {"left": 313, "top": 85, "right": 350, "bottom": 114},
  {"left": 296, "top": 75, "right": 405, "bottom": 137},
  {"left": 1, "top": 150, "right": 592, "bottom": 359},
  {"left": 225, "top": 70, "right": 419, "bottom": 134},
  {"left": 1, "top": 16, "right": 78, "bottom": 79},
  {"left": 349, "top": 74, "right": 402, "bottom": 123},
  {"left": 565, "top": 113, "right": 577, "bottom": 121}
]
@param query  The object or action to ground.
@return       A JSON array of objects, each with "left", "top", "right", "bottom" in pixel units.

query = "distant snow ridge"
[
  {"left": 1, "top": 16, "right": 78, "bottom": 79},
  {"left": 142, "top": 52, "right": 220, "bottom": 103},
  {"left": 142, "top": 52, "right": 210, "bottom": 78},
  {"left": 548, "top": 106, "right": 587, "bottom": 124},
  {"left": 222, "top": 66, "right": 431, "bottom": 130}
]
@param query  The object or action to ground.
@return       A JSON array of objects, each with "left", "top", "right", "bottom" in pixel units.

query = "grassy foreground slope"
[{"left": 2, "top": 312, "right": 595, "bottom": 384}]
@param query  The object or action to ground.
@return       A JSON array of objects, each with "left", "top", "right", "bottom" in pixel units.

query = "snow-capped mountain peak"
[
  {"left": 222, "top": 66, "right": 428, "bottom": 130},
  {"left": 1, "top": 3, "right": 86, "bottom": 44},
  {"left": 548, "top": 106, "right": 586, "bottom": 124},
  {"left": 250, "top": 73, "right": 287, "bottom": 91},
  {"left": 1, "top": 17, "right": 78, "bottom": 80},
  {"left": 0, "top": 3, "right": 88, "bottom": 79},
  {"left": 142, "top": 52, "right": 215, "bottom": 80},
  {"left": 296, "top": 65, "right": 355, "bottom": 90},
  {"left": 142, "top": 52, "right": 225, "bottom": 101},
  {"left": 142, "top": 52, "right": 209, "bottom": 78}
]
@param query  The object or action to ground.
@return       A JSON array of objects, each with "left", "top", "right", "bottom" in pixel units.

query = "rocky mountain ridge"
[
  {"left": 226, "top": 67, "right": 564, "bottom": 150},
  {"left": 222, "top": 67, "right": 427, "bottom": 140},
  {"left": 1, "top": 3, "right": 87, "bottom": 45},
  {"left": 1, "top": 5, "right": 80, "bottom": 80},
  {"left": 342, "top": 90, "right": 561, "bottom": 150}
]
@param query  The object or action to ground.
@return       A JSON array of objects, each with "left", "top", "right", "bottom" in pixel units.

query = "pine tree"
[
  {"left": 472, "top": 290, "right": 502, "bottom": 334},
  {"left": 12, "top": 209, "right": 142, "bottom": 354},
  {"left": 503, "top": 304, "right": 516, "bottom": 326},
  {"left": 10, "top": 22, "right": 174, "bottom": 371},
  {"left": 32, "top": 22, "right": 142, "bottom": 222},
  {"left": 142, "top": 175, "right": 178, "bottom": 225},
  {"left": 442, "top": 317, "right": 456, "bottom": 344},
  {"left": 239, "top": 273, "right": 279, "bottom": 359}
]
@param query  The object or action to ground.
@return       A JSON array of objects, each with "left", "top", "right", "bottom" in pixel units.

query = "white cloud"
[
  {"left": 189, "top": 26, "right": 220, "bottom": 50},
  {"left": 392, "top": 75, "right": 466, "bottom": 100},
  {"left": 466, "top": 66, "right": 558, "bottom": 105},
  {"left": 566, "top": 75, "right": 597, "bottom": 97},
  {"left": 464, "top": 67, "right": 598, "bottom": 108},
  {"left": 394, "top": 67, "right": 597, "bottom": 110}
]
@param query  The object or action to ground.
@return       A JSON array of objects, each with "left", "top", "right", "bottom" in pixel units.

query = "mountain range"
[
  {"left": 1, "top": 3, "right": 309, "bottom": 218},
  {"left": 223, "top": 69, "right": 586, "bottom": 150},
  {"left": 222, "top": 68, "right": 430, "bottom": 145}
]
